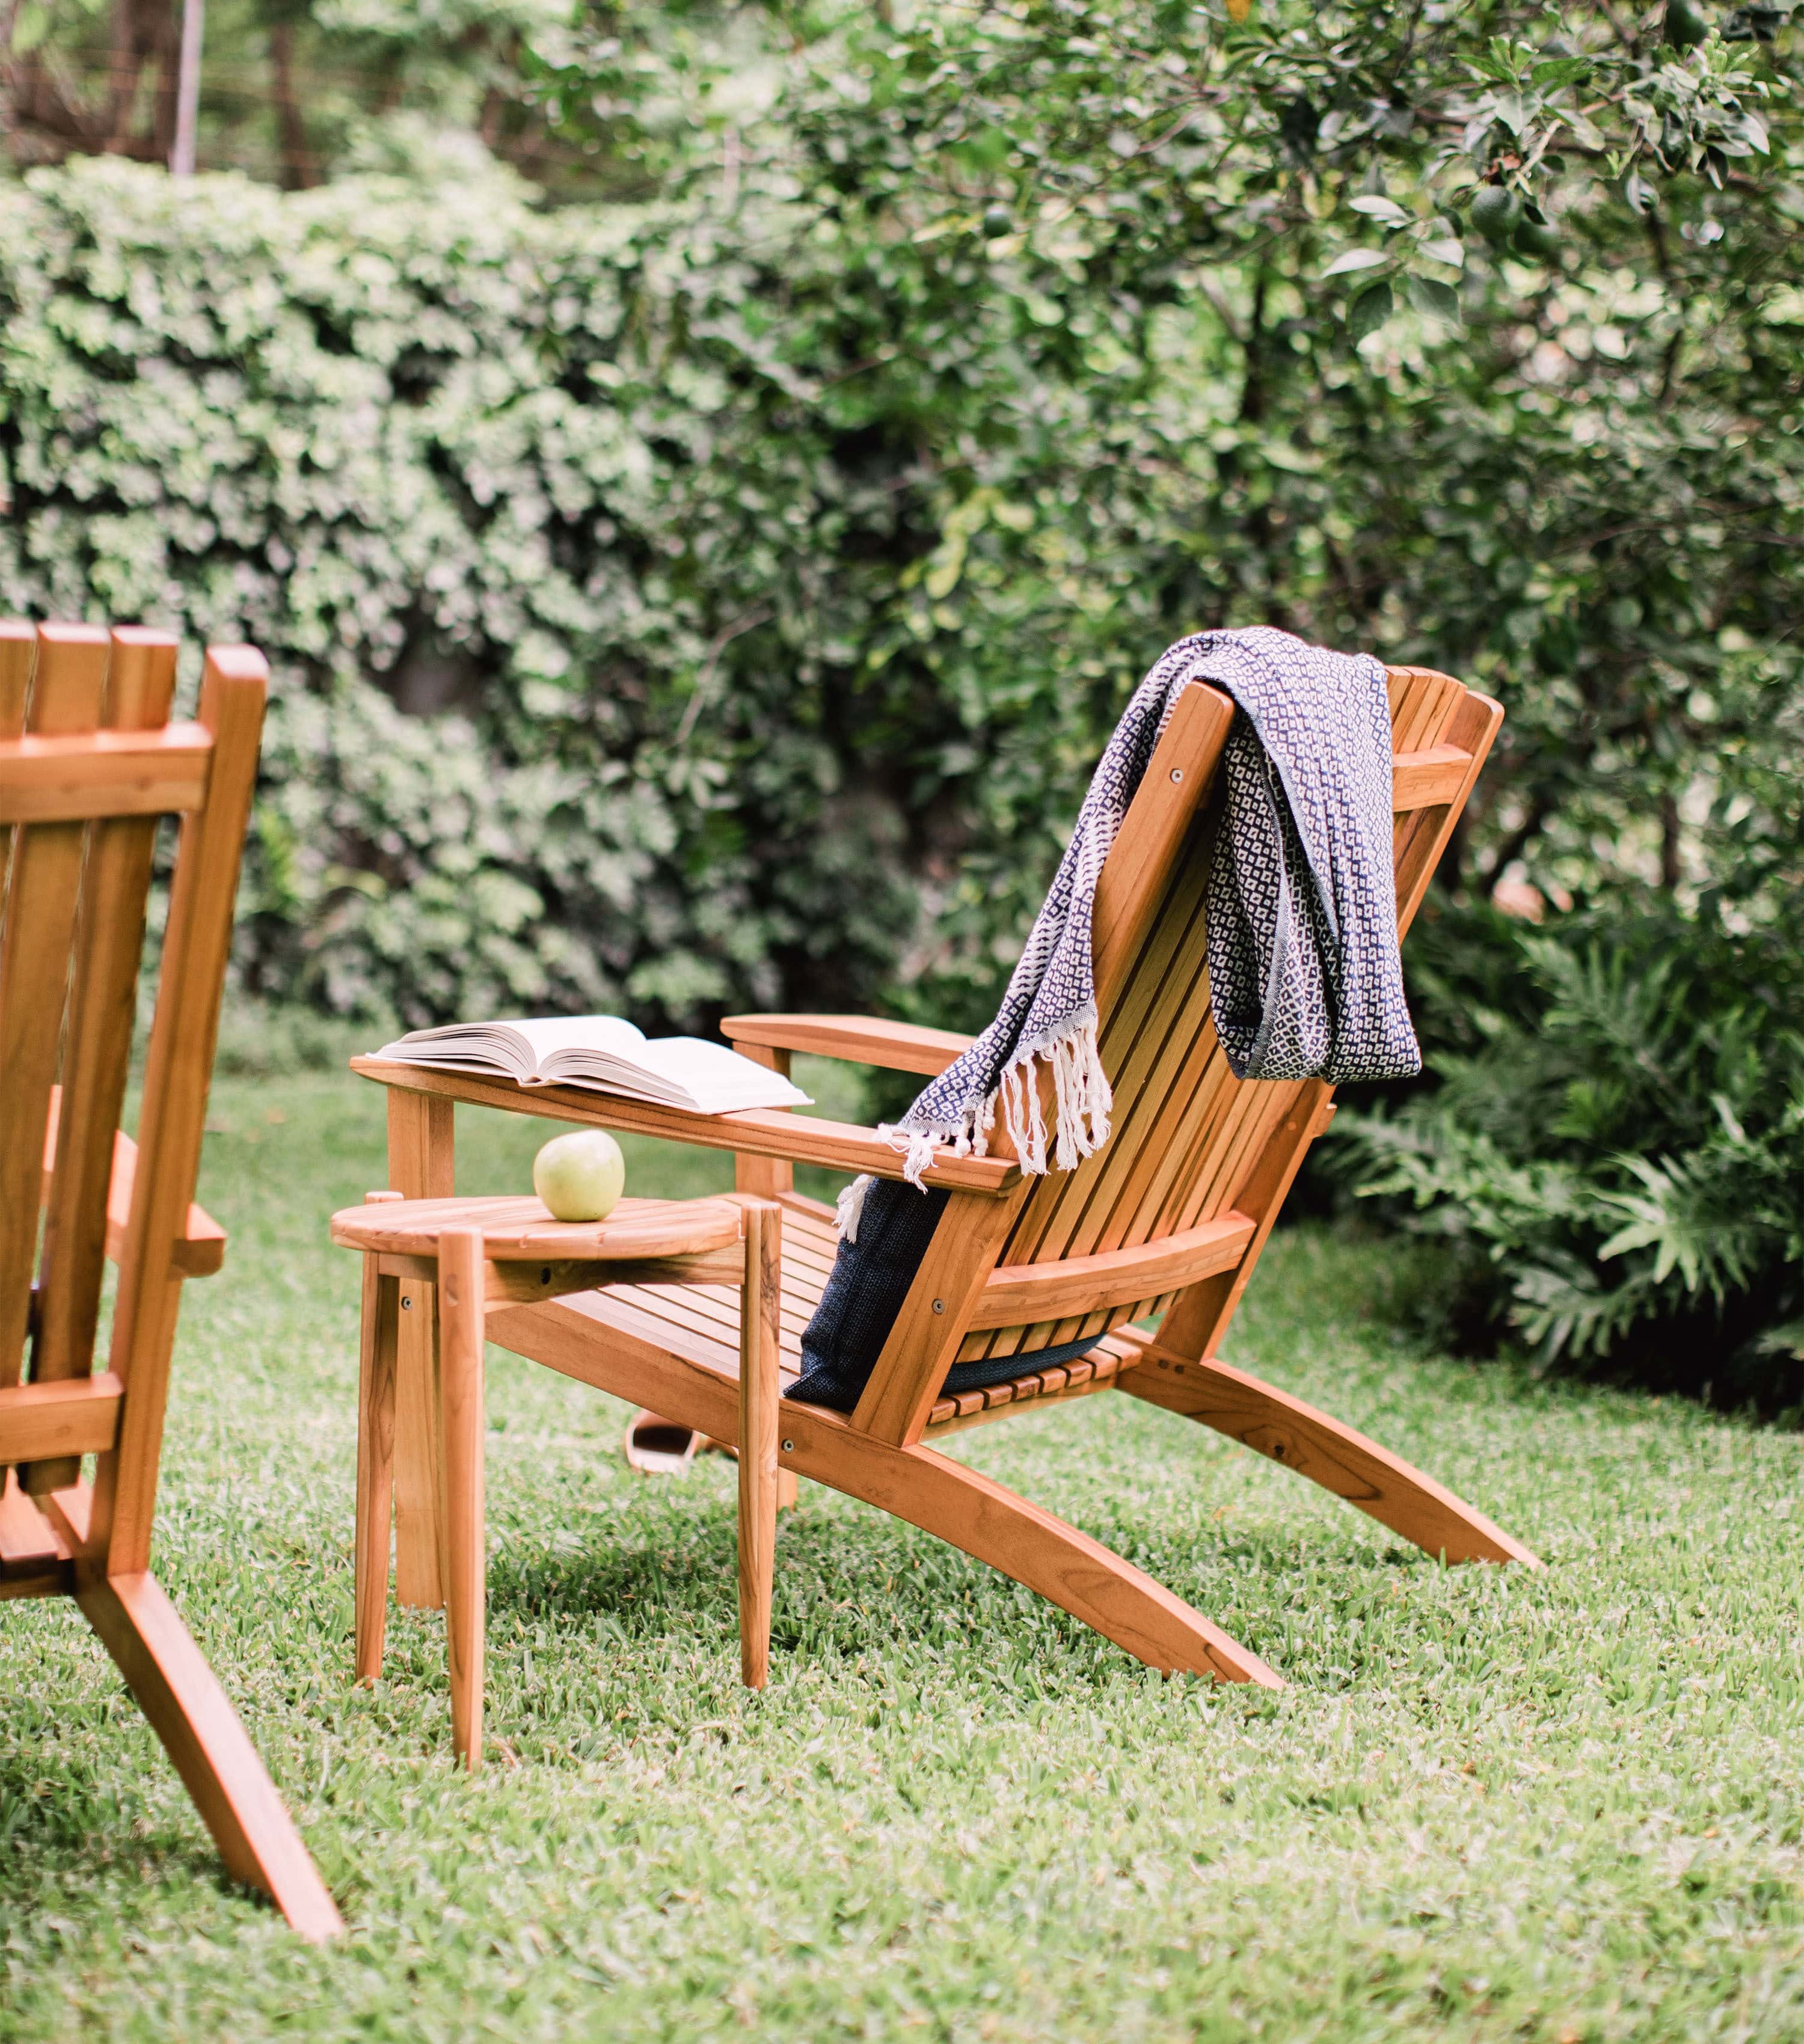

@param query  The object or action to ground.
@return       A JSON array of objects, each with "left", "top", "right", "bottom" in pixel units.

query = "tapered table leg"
[
  {"left": 437, "top": 1229, "right": 486, "bottom": 1768},
  {"left": 354, "top": 1249, "right": 400, "bottom": 1684},
  {"left": 737, "top": 1202, "right": 781, "bottom": 1689}
]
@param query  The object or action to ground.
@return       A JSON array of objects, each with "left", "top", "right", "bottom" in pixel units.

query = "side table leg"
[
  {"left": 737, "top": 1202, "right": 781, "bottom": 1690},
  {"left": 438, "top": 1230, "right": 487, "bottom": 1770},
  {"left": 387, "top": 1090, "right": 453, "bottom": 1609},
  {"left": 355, "top": 1253, "right": 400, "bottom": 1684}
]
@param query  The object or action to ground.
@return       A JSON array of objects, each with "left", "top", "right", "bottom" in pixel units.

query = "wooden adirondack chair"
[
  {"left": 0, "top": 622, "right": 342, "bottom": 1940},
  {"left": 355, "top": 666, "right": 1537, "bottom": 1690}
]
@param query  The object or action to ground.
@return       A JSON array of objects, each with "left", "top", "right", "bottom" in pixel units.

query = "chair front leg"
[{"left": 437, "top": 1229, "right": 488, "bottom": 1769}]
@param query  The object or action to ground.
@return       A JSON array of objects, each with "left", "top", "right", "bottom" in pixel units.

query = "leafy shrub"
[
  {"left": 1334, "top": 905, "right": 1804, "bottom": 1410},
  {"left": 0, "top": 156, "right": 925, "bottom": 1028}
]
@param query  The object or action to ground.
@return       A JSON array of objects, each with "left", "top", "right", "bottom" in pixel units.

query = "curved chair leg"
[
  {"left": 78, "top": 1570, "right": 343, "bottom": 1942},
  {"left": 824, "top": 1430, "right": 1282, "bottom": 1689},
  {"left": 1121, "top": 1347, "right": 1541, "bottom": 1567}
]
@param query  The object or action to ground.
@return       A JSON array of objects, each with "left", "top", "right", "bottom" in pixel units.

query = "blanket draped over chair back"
[{"left": 794, "top": 625, "right": 1420, "bottom": 1413}]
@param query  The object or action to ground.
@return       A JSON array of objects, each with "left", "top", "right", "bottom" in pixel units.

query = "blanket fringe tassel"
[{"left": 839, "top": 1011, "right": 1113, "bottom": 1238}]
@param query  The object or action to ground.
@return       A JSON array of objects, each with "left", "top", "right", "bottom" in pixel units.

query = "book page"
[
  {"left": 631, "top": 1036, "right": 812, "bottom": 1112},
  {"left": 505, "top": 1016, "right": 647, "bottom": 1068}
]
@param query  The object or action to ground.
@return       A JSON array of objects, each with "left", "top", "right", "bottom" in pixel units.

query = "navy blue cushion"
[{"left": 787, "top": 1178, "right": 1098, "bottom": 1413}]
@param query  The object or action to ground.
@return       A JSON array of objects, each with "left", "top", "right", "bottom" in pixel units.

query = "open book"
[{"left": 372, "top": 1016, "right": 812, "bottom": 1115}]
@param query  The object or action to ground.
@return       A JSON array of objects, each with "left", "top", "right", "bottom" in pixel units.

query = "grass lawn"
[{"left": 3, "top": 1067, "right": 1803, "bottom": 2042}]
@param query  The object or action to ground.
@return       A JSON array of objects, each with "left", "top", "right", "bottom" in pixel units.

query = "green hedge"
[
  {"left": 0, "top": 158, "right": 929, "bottom": 1026},
  {"left": 4, "top": 148, "right": 1798, "bottom": 1044}
]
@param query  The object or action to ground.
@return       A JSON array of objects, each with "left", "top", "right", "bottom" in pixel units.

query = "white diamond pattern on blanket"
[{"left": 1192, "top": 626, "right": 1421, "bottom": 1085}]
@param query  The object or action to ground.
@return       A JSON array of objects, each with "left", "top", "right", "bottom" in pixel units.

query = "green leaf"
[
  {"left": 1406, "top": 273, "right": 1462, "bottom": 323},
  {"left": 1349, "top": 195, "right": 1410, "bottom": 224},
  {"left": 1348, "top": 281, "right": 1394, "bottom": 341},
  {"left": 1322, "top": 246, "right": 1390, "bottom": 278}
]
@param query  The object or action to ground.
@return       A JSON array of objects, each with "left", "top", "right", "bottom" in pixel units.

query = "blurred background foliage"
[{"left": 1, "top": 0, "right": 1800, "bottom": 1398}]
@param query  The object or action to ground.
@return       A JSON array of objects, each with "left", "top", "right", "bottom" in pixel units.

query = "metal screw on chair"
[
  {"left": 1170, "top": 767, "right": 1184, "bottom": 783},
  {"left": 931, "top": 1298, "right": 945, "bottom": 1313},
  {"left": 782, "top": 1440, "right": 794, "bottom": 1454},
  {"left": 401, "top": 1296, "right": 413, "bottom": 1310}
]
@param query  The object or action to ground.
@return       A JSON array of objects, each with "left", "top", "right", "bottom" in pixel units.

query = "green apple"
[{"left": 533, "top": 1129, "right": 626, "bottom": 1222}]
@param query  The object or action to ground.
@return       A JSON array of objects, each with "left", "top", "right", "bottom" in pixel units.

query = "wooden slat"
[
  {"left": 41, "top": 1104, "right": 227, "bottom": 1279},
  {"left": 0, "top": 724, "right": 212, "bottom": 824},
  {"left": 995, "top": 853, "right": 1219, "bottom": 1351},
  {"left": 349, "top": 1058, "right": 1019, "bottom": 1195},
  {"left": 0, "top": 1468, "right": 69, "bottom": 1568},
  {"left": 722, "top": 1012, "right": 974, "bottom": 1076},
  {"left": 0, "top": 623, "right": 109, "bottom": 1391},
  {"left": 0, "top": 1373, "right": 124, "bottom": 1463},
  {"left": 1005, "top": 842, "right": 1213, "bottom": 1270},
  {"left": 1091, "top": 684, "right": 1236, "bottom": 1014},
  {"left": 1158, "top": 1085, "right": 1331, "bottom": 1364},
  {"left": 922, "top": 1342, "right": 1135, "bottom": 1437},
  {"left": 29, "top": 632, "right": 180, "bottom": 1493},
  {"left": 0, "top": 620, "right": 32, "bottom": 907},
  {"left": 968, "top": 1211, "right": 1254, "bottom": 1330},
  {"left": 88, "top": 649, "right": 266, "bottom": 1578},
  {"left": 1391, "top": 745, "right": 1470, "bottom": 812}
]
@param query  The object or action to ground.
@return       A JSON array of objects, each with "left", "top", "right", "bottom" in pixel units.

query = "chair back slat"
[
  {"left": 957, "top": 666, "right": 1490, "bottom": 1366},
  {"left": 26, "top": 631, "right": 180, "bottom": 1493},
  {"left": 0, "top": 626, "right": 109, "bottom": 1392},
  {"left": 90, "top": 647, "right": 266, "bottom": 1573},
  {"left": 0, "top": 623, "right": 32, "bottom": 906}
]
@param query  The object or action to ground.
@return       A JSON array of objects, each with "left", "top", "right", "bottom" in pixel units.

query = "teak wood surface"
[
  {"left": 354, "top": 664, "right": 1538, "bottom": 1697},
  {"left": 0, "top": 622, "right": 341, "bottom": 1941},
  {"left": 331, "top": 1187, "right": 785, "bottom": 1764}
]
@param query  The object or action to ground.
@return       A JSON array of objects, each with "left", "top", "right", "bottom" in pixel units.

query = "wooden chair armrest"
[
  {"left": 40, "top": 1100, "right": 226, "bottom": 1278},
  {"left": 722, "top": 1013, "right": 973, "bottom": 1077},
  {"left": 348, "top": 1056, "right": 1016, "bottom": 1195}
]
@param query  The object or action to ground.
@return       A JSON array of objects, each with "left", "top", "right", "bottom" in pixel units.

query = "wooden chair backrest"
[
  {"left": 960, "top": 666, "right": 1499, "bottom": 1366},
  {"left": 0, "top": 622, "right": 265, "bottom": 1561},
  {"left": 848, "top": 664, "right": 1500, "bottom": 1445}
]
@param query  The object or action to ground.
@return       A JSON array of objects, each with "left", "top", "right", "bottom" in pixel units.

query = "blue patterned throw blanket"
[{"left": 788, "top": 626, "right": 1420, "bottom": 1412}]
